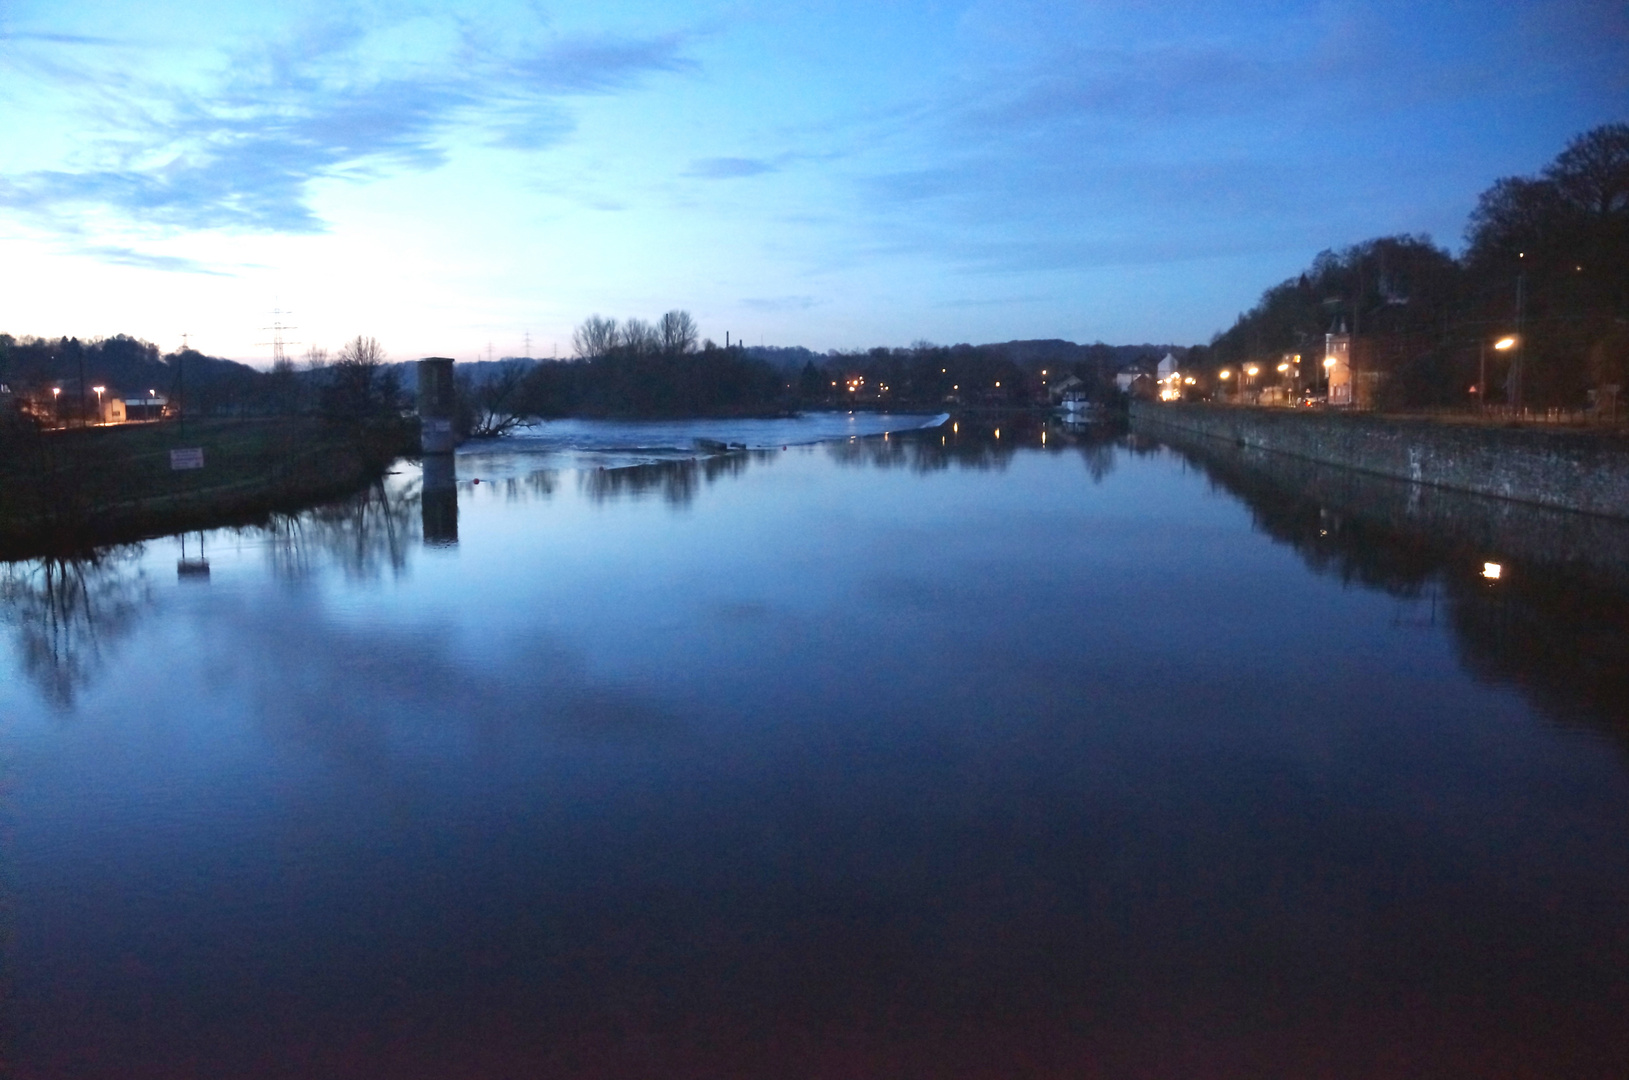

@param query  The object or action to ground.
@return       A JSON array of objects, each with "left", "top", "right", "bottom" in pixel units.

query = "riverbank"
[
  {"left": 0, "top": 416, "right": 417, "bottom": 559},
  {"left": 1131, "top": 402, "right": 1629, "bottom": 519}
]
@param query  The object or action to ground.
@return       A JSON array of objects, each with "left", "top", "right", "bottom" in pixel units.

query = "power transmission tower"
[
  {"left": 258, "top": 303, "right": 300, "bottom": 366},
  {"left": 525, "top": 331, "right": 532, "bottom": 359}
]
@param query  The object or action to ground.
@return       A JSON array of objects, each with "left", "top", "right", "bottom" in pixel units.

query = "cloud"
[
  {"left": 508, "top": 33, "right": 696, "bottom": 94},
  {"left": 686, "top": 156, "right": 778, "bottom": 179},
  {"left": 0, "top": 20, "right": 698, "bottom": 239},
  {"left": 0, "top": 31, "right": 123, "bottom": 46},
  {"left": 78, "top": 245, "right": 229, "bottom": 275},
  {"left": 741, "top": 295, "right": 821, "bottom": 311}
]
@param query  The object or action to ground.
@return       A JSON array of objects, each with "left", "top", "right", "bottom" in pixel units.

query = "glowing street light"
[
  {"left": 1480, "top": 336, "right": 1519, "bottom": 416},
  {"left": 92, "top": 385, "right": 105, "bottom": 422}
]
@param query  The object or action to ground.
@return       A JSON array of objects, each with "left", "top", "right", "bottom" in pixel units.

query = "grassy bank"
[{"left": 0, "top": 416, "right": 417, "bottom": 559}]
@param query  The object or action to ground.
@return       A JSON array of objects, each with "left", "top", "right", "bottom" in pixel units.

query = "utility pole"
[
  {"left": 1512, "top": 264, "right": 1526, "bottom": 414},
  {"left": 177, "top": 334, "right": 187, "bottom": 438}
]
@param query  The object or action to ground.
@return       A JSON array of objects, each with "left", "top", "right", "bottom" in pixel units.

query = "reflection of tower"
[
  {"left": 1325, "top": 318, "right": 1352, "bottom": 407},
  {"left": 421, "top": 454, "right": 459, "bottom": 547},
  {"left": 417, "top": 356, "right": 460, "bottom": 544}
]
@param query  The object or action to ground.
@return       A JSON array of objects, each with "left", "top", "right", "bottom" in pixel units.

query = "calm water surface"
[{"left": 2, "top": 415, "right": 1626, "bottom": 1078}]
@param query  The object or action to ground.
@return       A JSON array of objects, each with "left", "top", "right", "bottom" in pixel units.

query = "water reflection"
[
  {"left": 827, "top": 415, "right": 1122, "bottom": 481},
  {"left": 422, "top": 455, "right": 459, "bottom": 547},
  {"left": 263, "top": 479, "right": 417, "bottom": 582},
  {"left": 1145, "top": 422, "right": 1629, "bottom": 746},
  {"left": 0, "top": 549, "right": 152, "bottom": 709},
  {"left": 578, "top": 451, "right": 772, "bottom": 506}
]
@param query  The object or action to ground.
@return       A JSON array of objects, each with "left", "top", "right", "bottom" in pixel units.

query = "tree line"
[
  {"left": 0, "top": 333, "right": 406, "bottom": 425},
  {"left": 1198, "top": 122, "right": 1628, "bottom": 411}
]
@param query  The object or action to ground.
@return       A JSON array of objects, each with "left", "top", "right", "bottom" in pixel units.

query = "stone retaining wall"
[{"left": 1130, "top": 403, "right": 1629, "bottom": 519}]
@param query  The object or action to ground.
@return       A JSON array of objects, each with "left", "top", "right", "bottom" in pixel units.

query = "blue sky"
[{"left": 0, "top": 0, "right": 1624, "bottom": 363}]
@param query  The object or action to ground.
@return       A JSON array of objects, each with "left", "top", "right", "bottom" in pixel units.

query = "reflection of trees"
[
  {"left": 1157, "top": 432, "right": 1629, "bottom": 749},
  {"left": 0, "top": 548, "right": 152, "bottom": 709},
  {"left": 579, "top": 453, "right": 769, "bottom": 507},
  {"left": 825, "top": 417, "right": 1125, "bottom": 479},
  {"left": 259, "top": 480, "right": 417, "bottom": 581}
]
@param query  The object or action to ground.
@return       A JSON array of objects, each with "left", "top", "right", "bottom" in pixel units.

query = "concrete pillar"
[{"left": 418, "top": 357, "right": 457, "bottom": 454}]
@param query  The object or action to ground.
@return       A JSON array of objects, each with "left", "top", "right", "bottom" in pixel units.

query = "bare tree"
[
  {"left": 461, "top": 361, "right": 531, "bottom": 438},
  {"left": 338, "top": 335, "right": 385, "bottom": 369},
  {"left": 620, "top": 318, "right": 660, "bottom": 356},
  {"left": 572, "top": 315, "right": 619, "bottom": 359},
  {"left": 658, "top": 310, "right": 699, "bottom": 355},
  {"left": 303, "top": 345, "right": 330, "bottom": 371},
  {"left": 323, "top": 336, "right": 390, "bottom": 420}
]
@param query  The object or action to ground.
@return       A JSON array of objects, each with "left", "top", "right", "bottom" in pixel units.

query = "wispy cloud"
[
  {"left": 78, "top": 245, "right": 229, "bottom": 275},
  {"left": 686, "top": 156, "right": 778, "bottom": 179},
  {"left": 741, "top": 295, "right": 821, "bottom": 312},
  {"left": 0, "top": 31, "right": 124, "bottom": 46},
  {"left": 0, "top": 19, "right": 699, "bottom": 241}
]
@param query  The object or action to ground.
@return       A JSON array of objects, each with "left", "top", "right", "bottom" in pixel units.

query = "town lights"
[
  {"left": 1483, "top": 562, "right": 1503, "bottom": 580},
  {"left": 1218, "top": 370, "right": 1231, "bottom": 380},
  {"left": 1323, "top": 357, "right": 1337, "bottom": 368},
  {"left": 1494, "top": 336, "right": 1517, "bottom": 351},
  {"left": 1277, "top": 363, "right": 1289, "bottom": 373}
]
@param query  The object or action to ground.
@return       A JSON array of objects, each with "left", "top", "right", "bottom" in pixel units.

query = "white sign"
[{"left": 170, "top": 447, "right": 205, "bottom": 470}]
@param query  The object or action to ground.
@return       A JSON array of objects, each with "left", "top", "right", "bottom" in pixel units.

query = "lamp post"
[
  {"left": 92, "top": 385, "right": 105, "bottom": 424},
  {"left": 1480, "top": 336, "right": 1517, "bottom": 417}
]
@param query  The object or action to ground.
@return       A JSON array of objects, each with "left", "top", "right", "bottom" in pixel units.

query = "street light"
[
  {"left": 1479, "top": 335, "right": 1517, "bottom": 416},
  {"left": 92, "top": 385, "right": 105, "bottom": 423}
]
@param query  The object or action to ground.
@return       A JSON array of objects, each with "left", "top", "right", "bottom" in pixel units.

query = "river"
[{"left": 2, "top": 413, "right": 1625, "bottom": 1078}]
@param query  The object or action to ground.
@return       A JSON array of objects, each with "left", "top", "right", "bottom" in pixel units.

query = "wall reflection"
[{"left": 1144, "top": 422, "right": 1629, "bottom": 747}]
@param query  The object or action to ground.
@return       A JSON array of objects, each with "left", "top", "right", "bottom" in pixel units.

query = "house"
[
  {"left": 121, "top": 393, "right": 168, "bottom": 422},
  {"left": 1156, "top": 352, "right": 1179, "bottom": 380},
  {"left": 1048, "top": 374, "right": 1084, "bottom": 402}
]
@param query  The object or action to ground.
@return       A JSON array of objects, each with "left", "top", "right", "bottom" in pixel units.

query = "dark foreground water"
[{"left": 2, "top": 415, "right": 1627, "bottom": 1079}]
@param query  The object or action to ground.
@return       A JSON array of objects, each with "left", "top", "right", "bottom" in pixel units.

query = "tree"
[
  {"left": 1465, "top": 123, "right": 1629, "bottom": 407},
  {"left": 1546, "top": 122, "right": 1629, "bottom": 218},
  {"left": 658, "top": 310, "right": 699, "bottom": 355},
  {"left": 572, "top": 315, "right": 618, "bottom": 359},
  {"left": 460, "top": 361, "right": 532, "bottom": 438},
  {"left": 619, "top": 318, "right": 660, "bottom": 355},
  {"left": 322, "top": 336, "right": 392, "bottom": 421}
]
